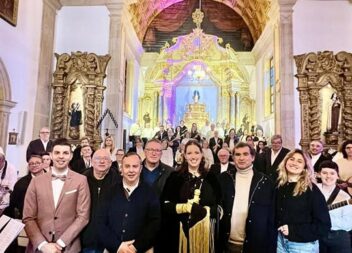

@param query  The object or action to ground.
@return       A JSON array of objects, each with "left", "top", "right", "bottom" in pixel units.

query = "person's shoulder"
[
  {"left": 69, "top": 169, "right": 88, "bottom": 181},
  {"left": 254, "top": 169, "right": 275, "bottom": 186},
  {"left": 159, "top": 162, "right": 174, "bottom": 172}
]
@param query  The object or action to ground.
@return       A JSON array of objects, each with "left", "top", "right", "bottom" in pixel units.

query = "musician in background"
[{"left": 317, "top": 160, "right": 352, "bottom": 253}]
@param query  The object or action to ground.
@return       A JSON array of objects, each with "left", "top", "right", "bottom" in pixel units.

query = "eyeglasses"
[
  {"left": 116, "top": 153, "right": 124, "bottom": 156},
  {"left": 145, "top": 148, "right": 162, "bottom": 153},
  {"left": 40, "top": 131, "right": 50, "bottom": 134},
  {"left": 29, "top": 162, "right": 42, "bottom": 166},
  {"left": 93, "top": 156, "right": 110, "bottom": 162}
]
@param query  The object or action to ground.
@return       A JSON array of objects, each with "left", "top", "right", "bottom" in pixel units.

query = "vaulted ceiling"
[{"left": 129, "top": 0, "right": 271, "bottom": 52}]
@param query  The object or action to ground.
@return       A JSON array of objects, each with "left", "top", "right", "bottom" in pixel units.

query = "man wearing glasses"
[
  {"left": 81, "top": 149, "right": 120, "bottom": 253},
  {"left": 26, "top": 127, "right": 53, "bottom": 162},
  {"left": 5, "top": 154, "right": 45, "bottom": 219},
  {"left": 142, "top": 139, "right": 173, "bottom": 197}
]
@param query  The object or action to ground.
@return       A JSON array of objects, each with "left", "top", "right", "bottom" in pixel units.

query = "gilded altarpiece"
[
  {"left": 140, "top": 9, "right": 254, "bottom": 129},
  {"left": 294, "top": 51, "right": 352, "bottom": 150},
  {"left": 51, "top": 52, "right": 111, "bottom": 144}
]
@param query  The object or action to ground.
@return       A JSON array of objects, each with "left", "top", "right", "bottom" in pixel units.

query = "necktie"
[{"left": 52, "top": 174, "right": 67, "bottom": 181}]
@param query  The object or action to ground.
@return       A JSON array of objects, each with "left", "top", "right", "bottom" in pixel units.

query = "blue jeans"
[
  {"left": 81, "top": 248, "right": 104, "bottom": 253},
  {"left": 277, "top": 233, "right": 319, "bottom": 253}
]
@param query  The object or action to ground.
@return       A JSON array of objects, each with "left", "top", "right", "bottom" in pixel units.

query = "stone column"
[
  {"left": 276, "top": 0, "right": 297, "bottom": 148},
  {"left": 33, "top": 0, "right": 61, "bottom": 137},
  {"left": 230, "top": 92, "right": 236, "bottom": 127},
  {"left": 153, "top": 91, "right": 159, "bottom": 127},
  {"left": 235, "top": 92, "right": 239, "bottom": 129},
  {"left": 159, "top": 91, "right": 164, "bottom": 124},
  {"left": 0, "top": 100, "right": 16, "bottom": 150},
  {"left": 106, "top": 2, "right": 124, "bottom": 147}
]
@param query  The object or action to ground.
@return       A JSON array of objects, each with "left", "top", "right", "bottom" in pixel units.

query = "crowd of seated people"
[{"left": 2, "top": 124, "right": 352, "bottom": 253}]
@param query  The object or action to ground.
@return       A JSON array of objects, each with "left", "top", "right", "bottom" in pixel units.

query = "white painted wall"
[
  {"left": 292, "top": 0, "right": 352, "bottom": 146},
  {"left": 0, "top": 0, "right": 43, "bottom": 175},
  {"left": 55, "top": 6, "right": 109, "bottom": 55}
]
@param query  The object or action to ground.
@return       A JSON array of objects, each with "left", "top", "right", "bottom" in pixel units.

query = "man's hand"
[
  {"left": 117, "top": 240, "right": 135, "bottom": 253},
  {"left": 41, "top": 243, "right": 62, "bottom": 253}
]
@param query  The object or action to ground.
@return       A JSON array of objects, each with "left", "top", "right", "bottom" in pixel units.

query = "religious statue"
[
  {"left": 143, "top": 112, "right": 151, "bottom": 127},
  {"left": 327, "top": 93, "right": 341, "bottom": 133},
  {"left": 68, "top": 102, "right": 82, "bottom": 139},
  {"left": 193, "top": 90, "right": 200, "bottom": 103},
  {"left": 242, "top": 114, "right": 250, "bottom": 133}
]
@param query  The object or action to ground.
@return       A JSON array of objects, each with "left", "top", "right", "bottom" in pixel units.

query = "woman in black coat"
[{"left": 159, "top": 140, "right": 221, "bottom": 253}]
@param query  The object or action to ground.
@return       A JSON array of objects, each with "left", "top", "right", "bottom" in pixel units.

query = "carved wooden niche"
[
  {"left": 294, "top": 51, "right": 352, "bottom": 151},
  {"left": 51, "top": 52, "right": 111, "bottom": 145}
]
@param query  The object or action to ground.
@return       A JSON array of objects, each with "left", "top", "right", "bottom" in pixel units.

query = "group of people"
[{"left": 1, "top": 125, "right": 352, "bottom": 253}]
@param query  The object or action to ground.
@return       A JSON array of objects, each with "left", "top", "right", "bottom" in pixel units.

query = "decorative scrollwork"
[
  {"left": 51, "top": 52, "right": 111, "bottom": 144},
  {"left": 295, "top": 51, "right": 352, "bottom": 150}
]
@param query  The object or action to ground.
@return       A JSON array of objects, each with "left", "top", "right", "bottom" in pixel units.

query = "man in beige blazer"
[{"left": 23, "top": 138, "right": 91, "bottom": 253}]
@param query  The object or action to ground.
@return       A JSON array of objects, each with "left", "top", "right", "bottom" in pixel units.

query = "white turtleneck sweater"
[{"left": 229, "top": 166, "right": 254, "bottom": 245}]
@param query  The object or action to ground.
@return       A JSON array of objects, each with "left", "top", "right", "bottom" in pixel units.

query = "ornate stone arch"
[
  {"left": 0, "top": 58, "right": 17, "bottom": 150},
  {"left": 294, "top": 51, "right": 352, "bottom": 150}
]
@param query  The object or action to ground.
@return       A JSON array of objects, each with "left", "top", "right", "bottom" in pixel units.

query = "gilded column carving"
[
  {"left": 295, "top": 51, "right": 352, "bottom": 150},
  {"left": 51, "top": 52, "right": 110, "bottom": 144}
]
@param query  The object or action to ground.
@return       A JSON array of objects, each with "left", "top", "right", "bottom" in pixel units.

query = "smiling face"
[
  {"left": 92, "top": 149, "right": 112, "bottom": 175},
  {"left": 39, "top": 127, "right": 50, "bottom": 142},
  {"left": 184, "top": 143, "right": 203, "bottom": 171},
  {"left": 320, "top": 167, "right": 338, "bottom": 187},
  {"left": 309, "top": 140, "right": 323, "bottom": 156},
  {"left": 285, "top": 152, "right": 305, "bottom": 178},
  {"left": 28, "top": 156, "right": 43, "bottom": 176},
  {"left": 121, "top": 154, "right": 142, "bottom": 186},
  {"left": 50, "top": 145, "right": 72, "bottom": 171}
]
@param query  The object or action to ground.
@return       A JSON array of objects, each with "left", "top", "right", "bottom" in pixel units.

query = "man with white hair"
[{"left": 0, "top": 147, "right": 17, "bottom": 215}]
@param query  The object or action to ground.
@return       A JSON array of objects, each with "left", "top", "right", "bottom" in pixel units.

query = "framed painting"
[{"left": 0, "top": 0, "right": 19, "bottom": 26}]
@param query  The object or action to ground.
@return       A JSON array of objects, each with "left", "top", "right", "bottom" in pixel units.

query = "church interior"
[{"left": 0, "top": 0, "right": 352, "bottom": 175}]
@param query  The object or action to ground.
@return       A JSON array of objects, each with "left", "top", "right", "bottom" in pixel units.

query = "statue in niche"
[
  {"left": 68, "top": 102, "right": 82, "bottom": 139},
  {"left": 242, "top": 114, "right": 250, "bottom": 133},
  {"left": 143, "top": 112, "right": 151, "bottom": 127},
  {"left": 327, "top": 93, "right": 341, "bottom": 133},
  {"left": 193, "top": 90, "right": 200, "bottom": 103}
]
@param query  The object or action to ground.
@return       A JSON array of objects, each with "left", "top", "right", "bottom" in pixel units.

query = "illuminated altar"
[{"left": 138, "top": 9, "right": 255, "bottom": 129}]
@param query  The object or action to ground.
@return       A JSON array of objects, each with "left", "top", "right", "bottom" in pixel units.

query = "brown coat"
[{"left": 23, "top": 169, "right": 90, "bottom": 253}]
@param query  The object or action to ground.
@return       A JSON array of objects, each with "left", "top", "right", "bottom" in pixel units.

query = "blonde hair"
[
  {"left": 277, "top": 149, "right": 315, "bottom": 196},
  {"left": 103, "top": 135, "right": 115, "bottom": 154}
]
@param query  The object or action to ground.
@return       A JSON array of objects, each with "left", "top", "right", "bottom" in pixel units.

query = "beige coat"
[{"left": 23, "top": 169, "right": 90, "bottom": 253}]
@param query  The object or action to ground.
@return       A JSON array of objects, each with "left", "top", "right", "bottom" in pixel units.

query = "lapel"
[
  {"left": 55, "top": 169, "right": 73, "bottom": 213},
  {"left": 44, "top": 171, "right": 56, "bottom": 212}
]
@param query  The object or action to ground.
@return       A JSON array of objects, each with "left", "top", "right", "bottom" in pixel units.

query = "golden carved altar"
[
  {"left": 51, "top": 51, "right": 110, "bottom": 144},
  {"left": 294, "top": 51, "right": 352, "bottom": 150},
  {"left": 138, "top": 9, "right": 255, "bottom": 129},
  {"left": 183, "top": 102, "right": 209, "bottom": 128}
]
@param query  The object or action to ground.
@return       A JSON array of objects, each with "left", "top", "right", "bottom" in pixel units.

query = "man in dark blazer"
[
  {"left": 5, "top": 154, "right": 46, "bottom": 219},
  {"left": 260, "top": 134, "right": 290, "bottom": 182},
  {"left": 307, "top": 140, "right": 332, "bottom": 173},
  {"left": 26, "top": 127, "right": 53, "bottom": 161},
  {"left": 154, "top": 125, "right": 168, "bottom": 141},
  {"left": 209, "top": 130, "right": 223, "bottom": 164},
  {"left": 23, "top": 138, "right": 90, "bottom": 253},
  {"left": 219, "top": 142, "right": 276, "bottom": 253},
  {"left": 70, "top": 145, "right": 93, "bottom": 174},
  {"left": 98, "top": 152, "right": 160, "bottom": 253},
  {"left": 209, "top": 148, "right": 235, "bottom": 176}
]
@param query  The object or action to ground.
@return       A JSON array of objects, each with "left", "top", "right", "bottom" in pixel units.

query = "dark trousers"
[
  {"left": 226, "top": 242, "right": 243, "bottom": 253},
  {"left": 320, "top": 230, "right": 352, "bottom": 253}
]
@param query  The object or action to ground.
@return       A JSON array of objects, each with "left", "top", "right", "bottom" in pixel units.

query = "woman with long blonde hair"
[
  {"left": 276, "top": 149, "right": 331, "bottom": 253},
  {"left": 102, "top": 135, "right": 118, "bottom": 161}
]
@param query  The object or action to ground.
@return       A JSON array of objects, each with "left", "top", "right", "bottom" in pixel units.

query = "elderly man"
[
  {"left": 23, "top": 138, "right": 90, "bottom": 253},
  {"left": 141, "top": 139, "right": 173, "bottom": 197},
  {"left": 0, "top": 147, "right": 17, "bottom": 215},
  {"left": 81, "top": 149, "right": 120, "bottom": 253},
  {"left": 209, "top": 148, "right": 235, "bottom": 176},
  {"left": 71, "top": 145, "right": 93, "bottom": 174},
  {"left": 98, "top": 152, "right": 160, "bottom": 253},
  {"left": 209, "top": 130, "right": 223, "bottom": 164},
  {"left": 26, "top": 127, "right": 53, "bottom": 161}
]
